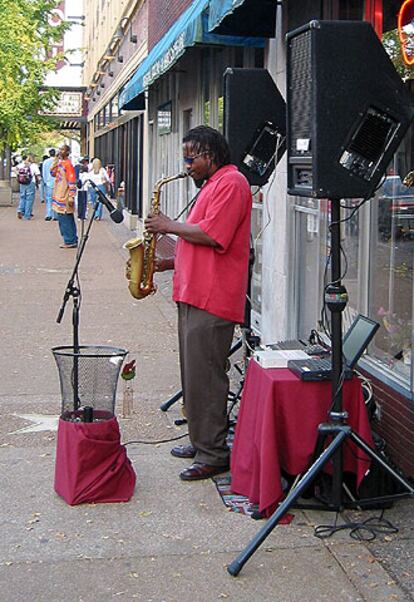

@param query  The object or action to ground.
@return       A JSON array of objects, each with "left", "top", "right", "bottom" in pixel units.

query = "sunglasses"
[{"left": 183, "top": 152, "right": 207, "bottom": 165}]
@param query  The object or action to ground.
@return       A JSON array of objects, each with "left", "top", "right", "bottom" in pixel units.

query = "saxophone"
[{"left": 124, "top": 172, "right": 188, "bottom": 299}]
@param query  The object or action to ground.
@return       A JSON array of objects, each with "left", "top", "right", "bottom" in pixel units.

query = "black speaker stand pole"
[{"left": 228, "top": 200, "right": 414, "bottom": 577}]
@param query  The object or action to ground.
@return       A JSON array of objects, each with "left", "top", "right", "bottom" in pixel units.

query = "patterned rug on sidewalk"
[
  {"left": 215, "top": 425, "right": 294, "bottom": 522},
  {"left": 213, "top": 475, "right": 294, "bottom": 524}
]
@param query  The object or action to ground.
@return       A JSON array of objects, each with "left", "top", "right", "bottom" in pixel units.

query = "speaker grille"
[
  {"left": 339, "top": 107, "right": 399, "bottom": 182},
  {"left": 348, "top": 111, "right": 396, "bottom": 162},
  {"left": 289, "top": 30, "right": 312, "bottom": 156}
]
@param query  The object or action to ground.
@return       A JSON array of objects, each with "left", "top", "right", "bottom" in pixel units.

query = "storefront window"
[
  {"left": 369, "top": 153, "right": 414, "bottom": 386},
  {"left": 112, "top": 95, "right": 119, "bottom": 119},
  {"left": 334, "top": 167, "right": 413, "bottom": 388},
  {"left": 218, "top": 96, "right": 223, "bottom": 132},
  {"left": 103, "top": 103, "right": 109, "bottom": 126},
  {"left": 204, "top": 100, "right": 210, "bottom": 125}
]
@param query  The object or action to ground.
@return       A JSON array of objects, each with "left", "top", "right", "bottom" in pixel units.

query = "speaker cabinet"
[
  {"left": 286, "top": 20, "right": 414, "bottom": 199},
  {"left": 223, "top": 68, "right": 286, "bottom": 186}
]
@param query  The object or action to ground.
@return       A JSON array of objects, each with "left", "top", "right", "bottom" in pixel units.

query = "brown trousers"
[{"left": 177, "top": 302, "right": 235, "bottom": 466}]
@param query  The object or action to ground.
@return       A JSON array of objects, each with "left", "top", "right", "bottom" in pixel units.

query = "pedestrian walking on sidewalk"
[
  {"left": 145, "top": 125, "right": 252, "bottom": 481},
  {"left": 51, "top": 144, "right": 78, "bottom": 249},
  {"left": 88, "top": 158, "right": 111, "bottom": 221},
  {"left": 76, "top": 158, "right": 91, "bottom": 220},
  {"left": 16, "top": 155, "right": 41, "bottom": 220},
  {"left": 42, "top": 149, "right": 57, "bottom": 221},
  {"left": 39, "top": 154, "right": 48, "bottom": 204}
]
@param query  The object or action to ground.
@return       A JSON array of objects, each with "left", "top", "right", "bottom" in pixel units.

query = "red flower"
[{"left": 121, "top": 359, "right": 136, "bottom": 380}]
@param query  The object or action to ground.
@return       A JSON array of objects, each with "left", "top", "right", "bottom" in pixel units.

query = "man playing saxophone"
[{"left": 145, "top": 125, "right": 252, "bottom": 481}]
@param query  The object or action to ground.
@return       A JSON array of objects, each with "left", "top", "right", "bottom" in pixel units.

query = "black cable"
[
  {"left": 320, "top": 254, "right": 332, "bottom": 338},
  {"left": 123, "top": 431, "right": 189, "bottom": 446},
  {"left": 123, "top": 348, "right": 245, "bottom": 448},
  {"left": 337, "top": 195, "right": 370, "bottom": 223},
  {"left": 314, "top": 509, "right": 398, "bottom": 541}
]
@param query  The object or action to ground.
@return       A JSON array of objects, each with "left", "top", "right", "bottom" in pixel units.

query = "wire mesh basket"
[{"left": 52, "top": 345, "right": 128, "bottom": 421}]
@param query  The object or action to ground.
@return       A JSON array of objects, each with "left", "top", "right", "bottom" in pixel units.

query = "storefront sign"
[
  {"left": 157, "top": 101, "right": 172, "bottom": 135},
  {"left": 398, "top": 0, "right": 414, "bottom": 65},
  {"left": 42, "top": 91, "right": 83, "bottom": 117}
]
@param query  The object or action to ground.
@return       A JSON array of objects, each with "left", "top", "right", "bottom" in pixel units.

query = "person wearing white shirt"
[
  {"left": 88, "top": 158, "right": 111, "bottom": 221},
  {"left": 16, "top": 155, "right": 41, "bottom": 220},
  {"left": 42, "top": 149, "right": 57, "bottom": 221}
]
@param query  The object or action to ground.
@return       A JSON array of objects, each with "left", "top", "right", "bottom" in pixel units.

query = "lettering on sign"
[
  {"left": 42, "top": 92, "right": 83, "bottom": 117},
  {"left": 143, "top": 34, "right": 185, "bottom": 88}
]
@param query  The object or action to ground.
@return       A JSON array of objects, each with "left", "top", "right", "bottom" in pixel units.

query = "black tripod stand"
[
  {"left": 228, "top": 200, "right": 414, "bottom": 577},
  {"left": 159, "top": 337, "right": 244, "bottom": 412}
]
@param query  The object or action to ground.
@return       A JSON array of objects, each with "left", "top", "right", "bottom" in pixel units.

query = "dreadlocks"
[{"left": 183, "top": 126, "right": 231, "bottom": 168}]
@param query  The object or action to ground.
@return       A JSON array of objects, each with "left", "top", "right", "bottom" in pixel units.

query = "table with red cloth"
[{"left": 230, "top": 360, "right": 374, "bottom": 517}]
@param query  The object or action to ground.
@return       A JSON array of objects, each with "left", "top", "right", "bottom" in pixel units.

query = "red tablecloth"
[
  {"left": 54, "top": 416, "right": 136, "bottom": 505},
  {"left": 231, "top": 360, "right": 374, "bottom": 516}
]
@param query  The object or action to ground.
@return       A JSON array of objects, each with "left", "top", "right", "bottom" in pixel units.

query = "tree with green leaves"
[
  {"left": 0, "top": 0, "right": 70, "bottom": 155},
  {"left": 383, "top": 28, "right": 414, "bottom": 81}
]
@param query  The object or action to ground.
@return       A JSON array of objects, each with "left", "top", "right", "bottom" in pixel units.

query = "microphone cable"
[
  {"left": 123, "top": 431, "right": 189, "bottom": 446},
  {"left": 314, "top": 508, "right": 398, "bottom": 541}
]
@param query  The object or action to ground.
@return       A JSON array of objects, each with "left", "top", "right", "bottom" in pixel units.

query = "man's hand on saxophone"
[
  {"left": 154, "top": 256, "right": 174, "bottom": 272},
  {"left": 145, "top": 210, "right": 219, "bottom": 247},
  {"left": 144, "top": 211, "right": 173, "bottom": 235}
]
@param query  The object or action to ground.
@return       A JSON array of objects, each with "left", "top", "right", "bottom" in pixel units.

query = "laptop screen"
[{"left": 343, "top": 314, "right": 380, "bottom": 368}]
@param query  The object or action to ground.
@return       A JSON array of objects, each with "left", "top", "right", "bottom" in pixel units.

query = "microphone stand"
[{"left": 56, "top": 201, "right": 100, "bottom": 413}]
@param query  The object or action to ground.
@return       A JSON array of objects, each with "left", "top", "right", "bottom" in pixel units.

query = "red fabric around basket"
[{"left": 54, "top": 416, "right": 136, "bottom": 505}]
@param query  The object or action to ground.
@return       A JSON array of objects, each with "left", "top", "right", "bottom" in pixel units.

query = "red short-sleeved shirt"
[{"left": 173, "top": 164, "right": 252, "bottom": 323}]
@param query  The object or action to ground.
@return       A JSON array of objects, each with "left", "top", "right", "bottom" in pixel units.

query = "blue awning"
[
  {"left": 209, "top": 0, "right": 247, "bottom": 30},
  {"left": 119, "top": 0, "right": 264, "bottom": 110},
  {"left": 208, "top": 0, "right": 277, "bottom": 38}
]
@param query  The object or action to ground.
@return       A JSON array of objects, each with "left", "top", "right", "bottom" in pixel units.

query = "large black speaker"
[
  {"left": 286, "top": 20, "right": 414, "bottom": 199},
  {"left": 223, "top": 68, "right": 286, "bottom": 186}
]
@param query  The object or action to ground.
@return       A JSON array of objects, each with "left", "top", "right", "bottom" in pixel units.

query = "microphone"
[{"left": 87, "top": 180, "right": 124, "bottom": 223}]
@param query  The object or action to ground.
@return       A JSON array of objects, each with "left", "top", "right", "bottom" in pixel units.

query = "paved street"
[{"left": 0, "top": 194, "right": 413, "bottom": 601}]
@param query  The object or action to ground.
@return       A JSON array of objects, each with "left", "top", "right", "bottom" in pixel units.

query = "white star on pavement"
[{"left": 10, "top": 414, "right": 60, "bottom": 435}]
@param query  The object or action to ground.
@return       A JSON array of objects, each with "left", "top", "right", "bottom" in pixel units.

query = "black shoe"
[
  {"left": 45, "top": 216, "right": 52, "bottom": 221},
  {"left": 171, "top": 444, "right": 196, "bottom": 459},
  {"left": 179, "top": 462, "right": 230, "bottom": 481}
]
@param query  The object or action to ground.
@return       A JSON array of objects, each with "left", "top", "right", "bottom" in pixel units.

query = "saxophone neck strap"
[{"left": 173, "top": 186, "right": 203, "bottom": 221}]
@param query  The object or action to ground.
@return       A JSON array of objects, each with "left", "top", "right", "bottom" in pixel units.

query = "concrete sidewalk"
[{"left": 0, "top": 194, "right": 412, "bottom": 601}]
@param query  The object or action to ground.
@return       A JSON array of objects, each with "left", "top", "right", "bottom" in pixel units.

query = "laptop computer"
[{"left": 287, "top": 314, "right": 380, "bottom": 381}]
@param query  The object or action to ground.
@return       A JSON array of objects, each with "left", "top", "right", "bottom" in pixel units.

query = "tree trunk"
[{"left": 5, "top": 146, "right": 11, "bottom": 181}]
